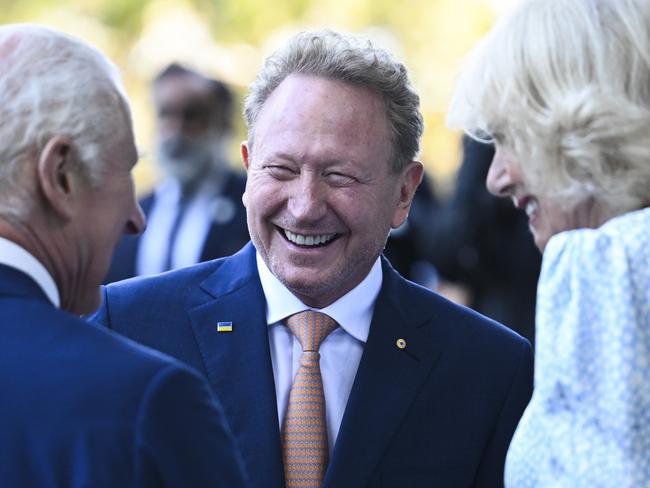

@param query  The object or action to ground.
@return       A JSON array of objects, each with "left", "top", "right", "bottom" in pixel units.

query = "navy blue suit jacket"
[
  {"left": 0, "top": 264, "right": 247, "bottom": 487},
  {"left": 91, "top": 243, "right": 533, "bottom": 488},
  {"left": 105, "top": 170, "right": 249, "bottom": 284}
]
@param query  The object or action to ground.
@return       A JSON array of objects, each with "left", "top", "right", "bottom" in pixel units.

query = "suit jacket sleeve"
[
  {"left": 473, "top": 339, "right": 534, "bottom": 487},
  {"left": 134, "top": 363, "right": 249, "bottom": 487}
]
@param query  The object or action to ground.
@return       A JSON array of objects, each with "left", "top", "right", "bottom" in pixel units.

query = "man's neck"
[
  {"left": 0, "top": 225, "right": 61, "bottom": 307},
  {"left": 0, "top": 216, "right": 65, "bottom": 309}
]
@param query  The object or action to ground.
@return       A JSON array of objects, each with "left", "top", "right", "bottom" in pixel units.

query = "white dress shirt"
[
  {"left": 137, "top": 179, "right": 223, "bottom": 275},
  {"left": 257, "top": 253, "right": 382, "bottom": 454},
  {"left": 0, "top": 236, "right": 60, "bottom": 307}
]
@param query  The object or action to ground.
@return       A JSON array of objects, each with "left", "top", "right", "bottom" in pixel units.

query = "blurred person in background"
[
  {"left": 0, "top": 24, "right": 246, "bottom": 487},
  {"left": 449, "top": 0, "right": 650, "bottom": 485},
  {"left": 105, "top": 63, "right": 249, "bottom": 283},
  {"left": 422, "top": 136, "right": 541, "bottom": 344},
  {"left": 91, "top": 29, "right": 533, "bottom": 488}
]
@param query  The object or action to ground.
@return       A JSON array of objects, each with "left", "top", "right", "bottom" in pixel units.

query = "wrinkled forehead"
[{"left": 256, "top": 74, "right": 390, "bottom": 136}]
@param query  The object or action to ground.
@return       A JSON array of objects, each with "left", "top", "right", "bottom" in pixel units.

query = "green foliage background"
[{"left": 1, "top": 0, "right": 504, "bottom": 191}]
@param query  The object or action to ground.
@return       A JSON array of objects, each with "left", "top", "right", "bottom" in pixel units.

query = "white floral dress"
[{"left": 505, "top": 207, "right": 650, "bottom": 487}]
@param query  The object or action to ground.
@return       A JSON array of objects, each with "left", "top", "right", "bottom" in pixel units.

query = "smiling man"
[
  {"left": 91, "top": 30, "right": 533, "bottom": 488},
  {"left": 241, "top": 73, "right": 416, "bottom": 308}
]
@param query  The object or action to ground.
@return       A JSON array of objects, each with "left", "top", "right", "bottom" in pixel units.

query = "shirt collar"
[
  {"left": 256, "top": 252, "right": 382, "bottom": 344},
  {"left": 0, "top": 236, "right": 60, "bottom": 307}
]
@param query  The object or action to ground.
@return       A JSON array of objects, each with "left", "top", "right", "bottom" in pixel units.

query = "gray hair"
[
  {"left": 448, "top": 0, "right": 650, "bottom": 216},
  {"left": 0, "top": 24, "right": 132, "bottom": 219},
  {"left": 244, "top": 29, "right": 423, "bottom": 173}
]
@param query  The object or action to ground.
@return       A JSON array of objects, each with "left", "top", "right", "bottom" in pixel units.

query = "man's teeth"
[
  {"left": 525, "top": 200, "right": 538, "bottom": 217},
  {"left": 284, "top": 229, "right": 336, "bottom": 246}
]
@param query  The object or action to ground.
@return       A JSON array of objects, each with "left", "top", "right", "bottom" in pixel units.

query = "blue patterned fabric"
[{"left": 505, "top": 207, "right": 650, "bottom": 487}]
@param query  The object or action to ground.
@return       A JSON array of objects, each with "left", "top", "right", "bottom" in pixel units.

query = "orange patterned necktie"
[{"left": 282, "top": 310, "right": 339, "bottom": 487}]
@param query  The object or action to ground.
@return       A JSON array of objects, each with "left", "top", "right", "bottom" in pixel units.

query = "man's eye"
[
  {"left": 266, "top": 165, "right": 296, "bottom": 179},
  {"left": 326, "top": 172, "right": 355, "bottom": 186}
]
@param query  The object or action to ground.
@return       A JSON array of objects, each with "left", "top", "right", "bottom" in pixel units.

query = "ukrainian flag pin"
[{"left": 217, "top": 322, "right": 233, "bottom": 333}]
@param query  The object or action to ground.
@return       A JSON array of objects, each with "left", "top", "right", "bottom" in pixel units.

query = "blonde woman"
[{"left": 448, "top": 0, "right": 650, "bottom": 486}]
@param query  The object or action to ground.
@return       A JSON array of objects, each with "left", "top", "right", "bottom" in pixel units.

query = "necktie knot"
[{"left": 286, "top": 310, "right": 338, "bottom": 352}]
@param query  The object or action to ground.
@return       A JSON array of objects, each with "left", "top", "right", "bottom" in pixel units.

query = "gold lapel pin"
[
  {"left": 217, "top": 322, "right": 233, "bottom": 333},
  {"left": 396, "top": 338, "right": 407, "bottom": 349}
]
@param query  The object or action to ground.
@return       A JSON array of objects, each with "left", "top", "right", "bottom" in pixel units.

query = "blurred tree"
[
  {"left": 95, "top": 0, "right": 150, "bottom": 39},
  {"left": 1, "top": 0, "right": 500, "bottom": 189}
]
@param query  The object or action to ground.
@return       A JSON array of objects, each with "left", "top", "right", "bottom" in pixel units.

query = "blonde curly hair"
[{"left": 448, "top": 0, "right": 650, "bottom": 217}]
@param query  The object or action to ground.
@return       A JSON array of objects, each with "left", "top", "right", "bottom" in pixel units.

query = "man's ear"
[
  {"left": 37, "top": 136, "right": 79, "bottom": 220},
  {"left": 391, "top": 160, "right": 424, "bottom": 229},
  {"left": 241, "top": 140, "right": 251, "bottom": 171},
  {"left": 240, "top": 141, "right": 251, "bottom": 208}
]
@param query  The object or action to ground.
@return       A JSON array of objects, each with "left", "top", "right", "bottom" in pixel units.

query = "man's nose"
[
  {"left": 288, "top": 176, "right": 327, "bottom": 223},
  {"left": 124, "top": 202, "right": 146, "bottom": 235}
]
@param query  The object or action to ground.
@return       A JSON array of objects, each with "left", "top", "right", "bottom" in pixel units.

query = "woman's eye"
[{"left": 491, "top": 131, "right": 506, "bottom": 145}]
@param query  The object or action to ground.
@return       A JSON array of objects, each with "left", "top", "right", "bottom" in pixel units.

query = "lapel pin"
[
  {"left": 396, "top": 338, "right": 407, "bottom": 349},
  {"left": 217, "top": 322, "right": 233, "bottom": 333}
]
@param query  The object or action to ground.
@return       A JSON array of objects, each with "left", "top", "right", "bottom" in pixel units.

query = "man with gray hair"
[
  {"left": 0, "top": 24, "right": 246, "bottom": 487},
  {"left": 92, "top": 29, "right": 532, "bottom": 487}
]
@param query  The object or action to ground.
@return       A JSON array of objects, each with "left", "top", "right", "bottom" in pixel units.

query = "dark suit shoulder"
[
  {"left": 92, "top": 246, "right": 250, "bottom": 358},
  {"left": 106, "top": 257, "right": 224, "bottom": 301},
  {"left": 0, "top": 300, "right": 199, "bottom": 450},
  {"left": 102, "top": 243, "right": 255, "bottom": 309},
  {"left": 384, "top": 263, "right": 528, "bottom": 349},
  {"left": 14, "top": 300, "right": 193, "bottom": 387},
  {"left": 1, "top": 299, "right": 246, "bottom": 487}
]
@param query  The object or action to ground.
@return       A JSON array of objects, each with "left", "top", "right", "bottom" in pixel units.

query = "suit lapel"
[
  {"left": 186, "top": 244, "right": 284, "bottom": 488},
  {"left": 325, "top": 259, "right": 447, "bottom": 487}
]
